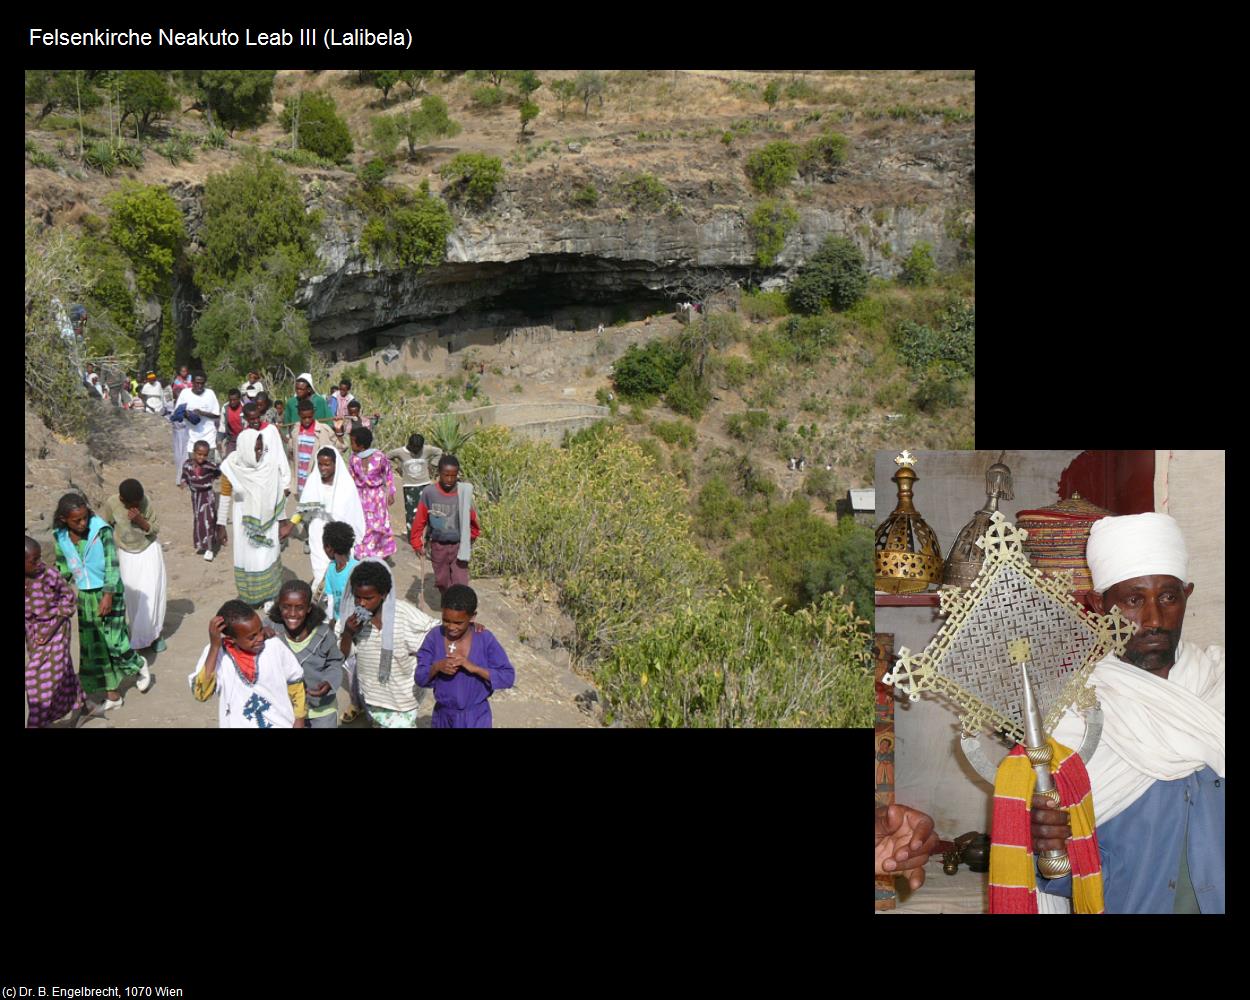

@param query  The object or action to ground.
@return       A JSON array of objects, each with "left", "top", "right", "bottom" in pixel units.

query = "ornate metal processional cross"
[{"left": 882, "top": 512, "right": 1136, "bottom": 877}]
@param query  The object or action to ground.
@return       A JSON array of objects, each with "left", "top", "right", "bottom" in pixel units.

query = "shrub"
[
  {"left": 25, "top": 219, "right": 92, "bottom": 435},
  {"left": 748, "top": 199, "right": 799, "bottom": 267},
  {"left": 359, "top": 183, "right": 454, "bottom": 271},
  {"left": 739, "top": 290, "right": 790, "bottom": 321},
  {"left": 798, "top": 132, "right": 850, "bottom": 178},
  {"left": 650, "top": 418, "right": 697, "bottom": 449},
  {"left": 466, "top": 425, "right": 721, "bottom": 662},
  {"left": 788, "top": 235, "right": 868, "bottom": 314},
  {"left": 744, "top": 140, "right": 799, "bottom": 194},
  {"left": 571, "top": 184, "right": 599, "bottom": 208},
  {"left": 899, "top": 241, "right": 937, "bottom": 286},
  {"left": 360, "top": 158, "right": 389, "bottom": 189},
  {"left": 114, "top": 143, "right": 145, "bottom": 168},
  {"left": 694, "top": 476, "right": 744, "bottom": 540},
  {"left": 438, "top": 153, "right": 505, "bottom": 211},
  {"left": 620, "top": 173, "right": 669, "bottom": 212},
  {"left": 891, "top": 302, "right": 975, "bottom": 377},
  {"left": 912, "top": 360, "right": 966, "bottom": 412},
  {"left": 803, "top": 465, "right": 838, "bottom": 505},
  {"left": 195, "top": 153, "right": 322, "bottom": 298},
  {"left": 596, "top": 581, "right": 872, "bottom": 727},
  {"left": 612, "top": 339, "right": 685, "bottom": 398},
  {"left": 664, "top": 365, "right": 712, "bottom": 420},
  {"left": 471, "top": 85, "right": 504, "bottom": 108},
  {"left": 280, "top": 90, "right": 353, "bottom": 163},
  {"left": 26, "top": 146, "right": 59, "bottom": 170},
  {"left": 720, "top": 356, "right": 752, "bottom": 388},
  {"left": 725, "top": 409, "right": 770, "bottom": 442}
]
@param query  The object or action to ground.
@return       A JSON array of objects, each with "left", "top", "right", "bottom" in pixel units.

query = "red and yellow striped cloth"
[{"left": 988, "top": 737, "right": 1104, "bottom": 913}]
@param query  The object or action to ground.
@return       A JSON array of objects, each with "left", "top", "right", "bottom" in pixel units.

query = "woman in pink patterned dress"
[
  {"left": 347, "top": 426, "right": 397, "bottom": 561},
  {"left": 24, "top": 537, "right": 90, "bottom": 727}
]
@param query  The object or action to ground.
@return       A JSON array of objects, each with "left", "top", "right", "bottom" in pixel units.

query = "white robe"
[
  {"left": 1051, "top": 641, "right": 1225, "bottom": 825},
  {"left": 175, "top": 387, "right": 222, "bottom": 454},
  {"left": 117, "top": 543, "right": 167, "bottom": 650}
]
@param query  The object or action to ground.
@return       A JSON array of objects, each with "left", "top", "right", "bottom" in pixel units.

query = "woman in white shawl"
[
  {"left": 298, "top": 445, "right": 366, "bottom": 593},
  {"left": 217, "top": 428, "right": 292, "bottom": 608}
]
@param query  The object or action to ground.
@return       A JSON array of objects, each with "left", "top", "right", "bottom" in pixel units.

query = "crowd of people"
[{"left": 26, "top": 367, "right": 509, "bottom": 730}]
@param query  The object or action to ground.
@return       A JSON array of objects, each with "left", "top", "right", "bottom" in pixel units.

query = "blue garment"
[
  {"left": 414, "top": 626, "right": 515, "bottom": 728},
  {"left": 324, "top": 558, "right": 359, "bottom": 622},
  {"left": 54, "top": 516, "right": 109, "bottom": 590},
  {"left": 1038, "top": 767, "right": 1224, "bottom": 913}
]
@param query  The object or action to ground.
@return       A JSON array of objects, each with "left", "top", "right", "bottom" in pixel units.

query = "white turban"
[{"left": 1085, "top": 512, "right": 1189, "bottom": 593}]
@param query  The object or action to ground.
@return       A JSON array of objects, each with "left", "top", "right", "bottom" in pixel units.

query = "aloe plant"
[{"left": 426, "top": 412, "right": 475, "bottom": 455}]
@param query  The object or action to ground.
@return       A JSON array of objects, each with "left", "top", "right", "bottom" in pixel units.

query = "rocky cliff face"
[{"left": 169, "top": 126, "right": 974, "bottom": 349}]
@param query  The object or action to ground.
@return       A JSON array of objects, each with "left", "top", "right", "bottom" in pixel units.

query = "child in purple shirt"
[{"left": 415, "top": 584, "right": 514, "bottom": 728}]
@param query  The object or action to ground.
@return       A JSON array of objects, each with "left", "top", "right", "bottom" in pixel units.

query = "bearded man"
[{"left": 1032, "top": 513, "right": 1224, "bottom": 913}]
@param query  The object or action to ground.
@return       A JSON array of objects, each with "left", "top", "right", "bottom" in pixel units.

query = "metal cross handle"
[{"left": 1017, "top": 660, "right": 1071, "bottom": 879}]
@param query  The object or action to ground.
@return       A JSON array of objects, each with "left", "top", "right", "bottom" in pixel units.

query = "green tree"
[
  {"left": 369, "top": 114, "right": 402, "bottom": 159},
  {"left": 519, "top": 99, "right": 539, "bottom": 137},
  {"left": 119, "top": 70, "right": 176, "bottom": 138},
  {"left": 763, "top": 78, "right": 782, "bottom": 111},
  {"left": 748, "top": 198, "right": 799, "bottom": 267},
  {"left": 694, "top": 476, "right": 744, "bottom": 540},
  {"left": 376, "top": 94, "right": 461, "bottom": 159},
  {"left": 194, "top": 153, "right": 322, "bottom": 298},
  {"left": 788, "top": 235, "right": 868, "bottom": 314},
  {"left": 191, "top": 253, "right": 312, "bottom": 387},
  {"left": 511, "top": 70, "right": 542, "bottom": 100},
  {"left": 103, "top": 183, "right": 187, "bottom": 296},
  {"left": 899, "top": 241, "right": 937, "bottom": 286},
  {"left": 550, "top": 79, "right": 576, "bottom": 120},
  {"left": 373, "top": 70, "right": 401, "bottom": 105},
  {"left": 398, "top": 70, "right": 434, "bottom": 100},
  {"left": 280, "top": 90, "right": 353, "bottom": 162},
  {"left": 574, "top": 70, "right": 606, "bottom": 115},
  {"left": 438, "top": 153, "right": 504, "bottom": 211},
  {"left": 744, "top": 140, "right": 799, "bottom": 194},
  {"left": 195, "top": 70, "right": 275, "bottom": 133},
  {"left": 25, "top": 70, "right": 102, "bottom": 124}
]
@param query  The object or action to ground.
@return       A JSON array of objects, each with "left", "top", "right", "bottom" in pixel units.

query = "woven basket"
[{"left": 1016, "top": 493, "right": 1113, "bottom": 593}]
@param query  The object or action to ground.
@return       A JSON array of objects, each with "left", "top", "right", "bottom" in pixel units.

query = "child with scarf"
[
  {"left": 51, "top": 492, "right": 150, "bottom": 709},
  {"left": 25, "top": 536, "right": 93, "bottom": 727},
  {"left": 336, "top": 559, "right": 438, "bottom": 728},
  {"left": 347, "top": 426, "right": 397, "bottom": 561},
  {"left": 410, "top": 454, "right": 480, "bottom": 595},
  {"left": 180, "top": 440, "right": 222, "bottom": 561},
  {"left": 189, "top": 600, "right": 306, "bottom": 728},
  {"left": 268, "top": 580, "right": 343, "bottom": 728}
]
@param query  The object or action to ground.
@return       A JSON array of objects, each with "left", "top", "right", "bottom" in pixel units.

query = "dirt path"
[{"left": 24, "top": 404, "right": 602, "bottom": 729}]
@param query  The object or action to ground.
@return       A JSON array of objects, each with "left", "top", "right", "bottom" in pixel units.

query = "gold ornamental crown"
[{"left": 875, "top": 450, "right": 943, "bottom": 594}]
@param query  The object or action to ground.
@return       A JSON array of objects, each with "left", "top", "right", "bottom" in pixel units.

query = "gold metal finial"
[{"left": 894, "top": 449, "right": 917, "bottom": 468}]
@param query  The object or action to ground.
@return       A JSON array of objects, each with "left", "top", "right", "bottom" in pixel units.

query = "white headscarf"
[
  {"left": 299, "top": 445, "right": 366, "bottom": 541},
  {"left": 1085, "top": 512, "right": 1189, "bottom": 593},
  {"left": 221, "top": 429, "right": 286, "bottom": 546},
  {"left": 296, "top": 372, "right": 317, "bottom": 395}
]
